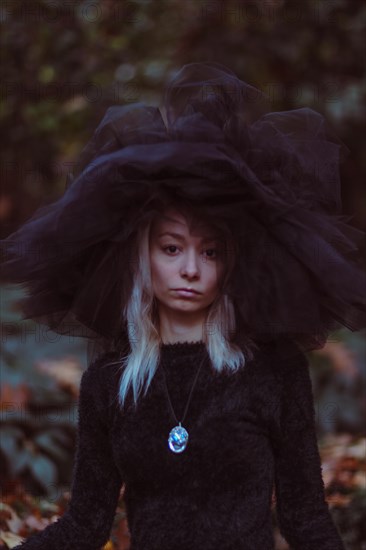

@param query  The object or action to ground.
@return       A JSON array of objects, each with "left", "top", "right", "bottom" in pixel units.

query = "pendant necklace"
[{"left": 160, "top": 353, "right": 206, "bottom": 454}]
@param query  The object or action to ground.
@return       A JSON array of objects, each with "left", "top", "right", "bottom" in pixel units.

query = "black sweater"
[{"left": 13, "top": 340, "right": 345, "bottom": 550}]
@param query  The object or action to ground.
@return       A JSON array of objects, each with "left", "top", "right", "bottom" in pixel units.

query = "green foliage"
[
  {"left": 332, "top": 490, "right": 366, "bottom": 550},
  {"left": 0, "top": 0, "right": 365, "bottom": 237},
  {"left": 309, "top": 328, "right": 366, "bottom": 435},
  {"left": 1, "top": 284, "right": 86, "bottom": 496}
]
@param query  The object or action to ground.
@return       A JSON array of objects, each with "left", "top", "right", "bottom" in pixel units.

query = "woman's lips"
[{"left": 173, "top": 289, "right": 200, "bottom": 297}]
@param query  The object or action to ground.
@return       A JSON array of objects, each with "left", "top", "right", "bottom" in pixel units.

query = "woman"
[{"left": 3, "top": 62, "right": 365, "bottom": 549}]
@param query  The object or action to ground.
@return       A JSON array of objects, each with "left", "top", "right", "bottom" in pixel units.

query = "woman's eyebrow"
[{"left": 157, "top": 232, "right": 219, "bottom": 243}]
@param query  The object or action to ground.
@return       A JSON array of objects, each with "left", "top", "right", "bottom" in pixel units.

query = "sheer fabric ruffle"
[{"left": 1, "top": 61, "right": 365, "bottom": 356}]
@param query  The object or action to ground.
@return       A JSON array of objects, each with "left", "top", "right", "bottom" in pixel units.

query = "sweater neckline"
[
  {"left": 160, "top": 340, "right": 205, "bottom": 349},
  {"left": 159, "top": 340, "right": 207, "bottom": 356}
]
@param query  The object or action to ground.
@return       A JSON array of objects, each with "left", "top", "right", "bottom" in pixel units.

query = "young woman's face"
[{"left": 149, "top": 208, "right": 226, "bottom": 317}]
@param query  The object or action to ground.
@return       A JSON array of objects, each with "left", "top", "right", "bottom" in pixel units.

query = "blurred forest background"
[{"left": 0, "top": 0, "right": 365, "bottom": 549}]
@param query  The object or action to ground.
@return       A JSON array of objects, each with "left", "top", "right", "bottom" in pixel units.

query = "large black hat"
[{"left": 1, "top": 61, "right": 365, "bottom": 355}]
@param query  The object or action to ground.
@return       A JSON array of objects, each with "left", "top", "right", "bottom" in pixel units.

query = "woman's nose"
[{"left": 180, "top": 249, "right": 200, "bottom": 277}]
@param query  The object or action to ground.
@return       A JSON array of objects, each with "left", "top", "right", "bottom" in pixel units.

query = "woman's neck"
[
  {"left": 158, "top": 314, "right": 206, "bottom": 344},
  {"left": 156, "top": 301, "right": 210, "bottom": 345}
]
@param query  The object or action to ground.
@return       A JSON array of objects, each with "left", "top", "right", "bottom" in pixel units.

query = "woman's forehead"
[
  {"left": 157, "top": 207, "right": 217, "bottom": 232},
  {"left": 154, "top": 208, "right": 218, "bottom": 237}
]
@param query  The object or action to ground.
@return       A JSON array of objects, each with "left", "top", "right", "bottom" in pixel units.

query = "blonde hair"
[{"left": 111, "top": 201, "right": 256, "bottom": 410}]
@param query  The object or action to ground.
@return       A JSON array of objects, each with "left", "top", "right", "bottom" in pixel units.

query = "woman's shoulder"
[
  {"left": 87, "top": 350, "right": 122, "bottom": 371},
  {"left": 79, "top": 351, "right": 123, "bottom": 420},
  {"left": 83, "top": 351, "right": 123, "bottom": 394}
]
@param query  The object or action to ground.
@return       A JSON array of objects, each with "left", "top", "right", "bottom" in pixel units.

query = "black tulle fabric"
[{"left": 1, "top": 61, "right": 365, "bottom": 356}]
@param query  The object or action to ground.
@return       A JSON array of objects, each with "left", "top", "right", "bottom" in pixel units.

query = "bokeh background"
[{"left": 0, "top": 1, "right": 365, "bottom": 549}]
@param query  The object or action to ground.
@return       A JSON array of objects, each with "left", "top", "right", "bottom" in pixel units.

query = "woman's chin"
[{"left": 162, "top": 300, "right": 206, "bottom": 315}]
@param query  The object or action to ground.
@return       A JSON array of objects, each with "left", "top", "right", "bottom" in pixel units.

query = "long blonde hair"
[{"left": 112, "top": 200, "right": 256, "bottom": 410}]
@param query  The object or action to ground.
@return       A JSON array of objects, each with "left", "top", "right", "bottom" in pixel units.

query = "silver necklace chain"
[{"left": 160, "top": 354, "right": 206, "bottom": 454}]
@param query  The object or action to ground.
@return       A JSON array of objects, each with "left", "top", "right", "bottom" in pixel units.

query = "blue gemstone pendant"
[{"left": 168, "top": 423, "right": 189, "bottom": 453}]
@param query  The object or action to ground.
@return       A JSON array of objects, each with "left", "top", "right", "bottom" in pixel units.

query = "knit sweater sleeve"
[
  {"left": 12, "top": 354, "right": 124, "bottom": 550},
  {"left": 273, "top": 344, "right": 345, "bottom": 550}
]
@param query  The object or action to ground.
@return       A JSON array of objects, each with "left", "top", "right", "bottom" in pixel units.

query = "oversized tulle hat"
[{"left": 1, "top": 61, "right": 365, "bottom": 356}]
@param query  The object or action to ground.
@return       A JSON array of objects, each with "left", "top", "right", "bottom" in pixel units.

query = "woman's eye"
[
  {"left": 162, "top": 246, "right": 218, "bottom": 259},
  {"left": 163, "top": 245, "right": 179, "bottom": 254},
  {"left": 205, "top": 248, "right": 218, "bottom": 258}
]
